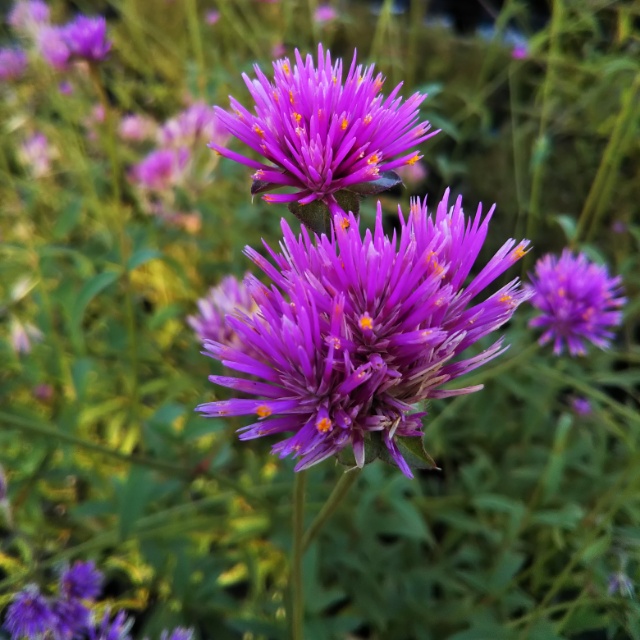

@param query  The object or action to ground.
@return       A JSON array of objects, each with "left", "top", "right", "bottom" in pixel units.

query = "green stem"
[
  {"left": 525, "top": 0, "right": 564, "bottom": 257},
  {"left": 291, "top": 471, "right": 307, "bottom": 640},
  {"left": 184, "top": 0, "right": 206, "bottom": 97},
  {"left": 88, "top": 65, "right": 140, "bottom": 427},
  {"left": 302, "top": 468, "right": 360, "bottom": 552},
  {"left": 575, "top": 73, "right": 640, "bottom": 244}
]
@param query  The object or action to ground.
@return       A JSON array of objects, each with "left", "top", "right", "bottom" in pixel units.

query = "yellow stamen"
[
  {"left": 263, "top": 195, "right": 275, "bottom": 203},
  {"left": 367, "top": 153, "right": 380, "bottom": 165},
  {"left": 363, "top": 114, "right": 372, "bottom": 125},
  {"left": 256, "top": 405, "right": 272, "bottom": 418},
  {"left": 340, "top": 217, "right": 350, "bottom": 230},
  {"left": 316, "top": 417, "right": 333, "bottom": 433},
  {"left": 499, "top": 294, "right": 513, "bottom": 305},
  {"left": 253, "top": 124, "right": 265, "bottom": 138},
  {"left": 373, "top": 78, "right": 384, "bottom": 92},
  {"left": 282, "top": 62, "right": 290, "bottom": 75},
  {"left": 513, "top": 246, "right": 527, "bottom": 260},
  {"left": 293, "top": 112, "right": 302, "bottom": 123},
  {"left": 341, "top": 118, "right": 349, "bottom": 130},
  {"left": 558, "top": 287, "right": 565, "bottom": 297},
  {"left": 406, "top": 154, "right": 420, "bottom": 166},
  {"left": 289, "top": 90, "right": 295, "bottom": 104},
  {"left": 359, "top": 313, "right": 373, "bottom": 331}
]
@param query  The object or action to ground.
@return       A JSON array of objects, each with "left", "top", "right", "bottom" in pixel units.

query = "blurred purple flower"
[
  {"left": 18, "top": 132, "right": 56, "bottom": 177},
  {"left": 33, "top": 383, "right": 54, "bottom": 401},
  {"left": 205, "top": 9, "right": 220, "bottom": 25},
  {"left": 314, "top": 4, "right": 337, "bottom": 22},
  {"left": 608, "top": 571, "right": 634, "bottom": 598},
  {"left": 8, "top": 0, "right": 50, "bottom": 34},
  {"left": 89, "top": 610, "right": 134, "bottom": 640},
  {"left": 60, "top": 560, "right": 103, "bottom": 601},
  {"left": 131, "top": 148, "right": 190, "bottom": 191},
  {"left": 396, "top": 158, "right": 428, "bottom": 185},
  {"left": 10, "top": 319, "right": 43, "bottom": 355},
  {"left": 36, "top": 25, "right": 70, "bottom": 70},
  {"left": 52, "top": 597, "right": 92, "bottom": 638},
  {"left": 0, "top": 47, "right": 28, "bottom": 81},
  {"left": 4, "top": 585, "right": 57, "bottom": 639},
  {"left": 528, "top": 250, "right": 625, "bottom": 356},
  {"left": 159, "top": 629, "right": 194, "bottom": 640},
  {"left": 611, "top": 220, "right": 627, "bottom": 234},
  {"left": 62, "top": 15, "right": 112, "bottom": 63},
  {"left": 189, "top": 274, "right": 256, "bottom": 346},
  {"left": 211, "top": 44, "right": 436, "bottom": 212},
  {"left": 119, "top": 113, "right": 157, "bottom": 142},
  {"left": 59, "top": 80, "right": 74, "bottom": 95},
  {"left": 159, "top": 102, "right": 228, "bottom": 148},
  {"left": 511, "top": 44, "right": 528, "bottom": 59},
  {"left": 571, "top": 396, "right": 592, "bottom": 417},
  {"left": 272, "top": 42, "right": 286, "bottom": 58},
  {"left": 197, "top": 190, "right": 530, "bottom": 477}
]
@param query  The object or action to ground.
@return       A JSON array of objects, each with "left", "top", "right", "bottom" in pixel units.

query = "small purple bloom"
[
  {"left": 528, "top": 250, "right": 625, "bottom": 356},
  {"left": 205, "top": 9, "right": 220, "bottom": 25},
  {"left": 119, "top": 114, "right": 157, "bottom": 142},
  {"left": 60, "top": 560, "right": 103, "bottom": 600},
  {"left": 36, "top": 25, "right": 71, "bottom": 70},
  {"left": 131, "top": 148, "right": 190, "bottom": 191},
  {"left": 197, "top": 190, "right": 530, "bottom": 477},
  {"left": 59, "top": 80, "right": 74, "bottom": 95},
  {"left": 8, "top": 0, "right": 50, "bottom": 34},
  {"left": 159, "top": 102, "right": 228, "bottom": 149},
  {"left": 396, "top": 158, "right": 428, "bottom": 185},
  {"left": 511, "top": 44, "right": 528, "bottom": 59},
  {"left": 90, "top": 610, "right": 134, "bottom": 640},
  {"left": 0, "top": 47, "right": 28, "bottom": 81},
  {"left": 160, "top": 629, "right": 194, "bottom": 640},
  {"left": 211, "top": 44, "right": 436, "bottom": 212},
  {"left": 52, "top": 597, "right": 92, "bottom": 638},
  {"left": 571, "top": 396, "right": 592, "bottom": 417},
  {"left": 188, "top": 274, "right": 256, "bottom": 345},
  {"left": 4, "top": 585, "right": 58, "bottom": 639},
  {"left": 62, "top": 15, "right": 112, "bottom": 63},
  {"left": 314, "top": 4, "right": 337, "bottom": 23},
  {"left": 608, "top": 571, "right": 634, "bottom": 598},
  {"left": 10, "top": 319, "right": 43, "bottom": 355},
  {"left": 18, "top": 132, "right": 56, "bottom": 177},
  {"left": 33, "top": 383, "right": 54, "bottom": 401}
]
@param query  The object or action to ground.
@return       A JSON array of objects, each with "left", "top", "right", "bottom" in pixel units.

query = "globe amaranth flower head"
[
  {"left": 0, "top": 47, "right": 28, "bottom": 81},
  {"left": 210, "top": 44, "right": 435, "bottom": 213},
  {"left": 197, "top": 190, "right": 531, "bottom": 477},
  {"left": 527, "top": 249, "right": 625, "bottom": 356},
  {"left": 188, "top": 274, "right": 256, "bottom": 345},
  {"left": 62, "top": 15, "right": 112, "bottom": 62},
  {"left": 60, "top": 559, "right": 103, "bottom": 600},
  {"left": 4, "top": 584, "right": 58, "bottom": 639},
  {"left": 130, "top": 148, "right": 190, "bottom": 192}
]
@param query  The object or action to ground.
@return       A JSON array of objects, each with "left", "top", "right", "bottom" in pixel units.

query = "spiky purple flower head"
[
  {"left": 90, "top": 610, "right": 133, "bottom": 640},
  {"left": 130, "top": 148, "right": 190, "bottom": 191},
  {"left": 62, "top": 15, "right": 111, "bottom": 63},
  {"left": 60, "top": 560, "right": 103, "bottom": 601},
  {"left": 527, "top": 250, "right": 625, "bottom": 356},
  {"left": 189, "top": 274, "right": 256, "bottom": 345},
  {"left": 197, "top": 190, "right": 530, "bottom": 477},
  {"left": 0, "top": 47, "right": 28, "bottom": 81},
  {"left": 51, "top": 597, "right": 92, "bottom": 638},
  {"left": 4, "top": 584, "right": 57, "bottom": 639},
  {"left": 211, "top": 44, "right": 435, "bottom": 213}
]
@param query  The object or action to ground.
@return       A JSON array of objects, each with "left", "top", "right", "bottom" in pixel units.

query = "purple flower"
[
  {"left": 18, "top": 132, "right": 56, "bottom": 177},
  {"left": 60, "top": 560, "right": 103, "bottom": 600},
  {"left": 131, "top": 148, "right": 190, "bottom": 191},
  {"left": 205, "top": 9, "right": 220, "bottom": 25},
  {"left": 51, "top": 597, "right": 92, "bottom": 638},
  {"left": 197, "top": 190, "right": 530, "bottom": 477},
  {"left": 0, "top": 47, "right": 28, "bottom": 81},
  {"left": 4, "top": 585, "right": 58, "bottom": 639},
  {"left": 608, "top": 571, "right": 634, "bottom": 598},
  {"left": 119, "top": 114, "right": 157, "bottom": 142},
  {"left": 188, "top": 274, "right": 256, "bottom": 345},
  {"left": 211, "top": 44, "right": 436, "bottom": 212},
  {"left": 159, "top": 629, "right": 194, "bottom": 640},
  {"left": 159, "top": 102, "right": 228, "bottom": 149},
  {"left": 570, "top": 396, "right": 592, "bottom": 417},
  {"left": 62, "top": 15, "right": 112, "bottom": 63},
  {"left": 36, "top": 25, "right": 71, "bottom": 70},
  {"left": 10, "top": 319, "right": 43, "bottom": 355},
  {"left": 90, "top": 610, "right": 133, "bottom": 640},
  {"left": 511, "top": 44, "right": 528, "bottom": 59},
  {"left": 8, "top": 0, "right": 50, "bottom": 34},
  {"left": 396, "top": 158, "right": 428, "bottom": 185},
  {"left": 528, "top": 250, "right": 625, "bottom": 356},
  {"left": 314, "top": 4, "right": 337, "bottom": 23}
]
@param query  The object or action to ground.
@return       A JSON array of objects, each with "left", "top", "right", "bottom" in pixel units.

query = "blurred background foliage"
[{"left": 1, "top": 0, "right": 640, "bottom": 638}]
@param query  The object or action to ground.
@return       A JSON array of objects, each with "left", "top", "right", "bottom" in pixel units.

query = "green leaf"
[
  {"left": 288, "top": 200, "right": 332, "bottom": 236},
  {"left": 118, "top": 466, "right": 155, "bottom": 540},
  {"left": 552, "top": 214, "right": 578, "bottom": 242},
  {"left": 127, "top": 247, "right": 162, "bottom": 270},
  {"left": 378, "top": 436, "right": 439, "bottom": 473},
  {"left": 72, "top": 271, "right": 119, "bottom": 334},
  {"left": 53, "top": 198, "right": 83, "bottom": 239}
]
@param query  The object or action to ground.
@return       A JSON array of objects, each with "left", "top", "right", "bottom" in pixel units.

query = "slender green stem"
[
  {"left": 291, "top": 471, "right": 307, "bottom": 640},
  {"left": 302, "top": 468, "right": 361, "bottom": 552},
  {"left": 575, "top": 73, "right": 640, "bottom": 244},
  {"left": 525, "top": 0, "right": 564, "bottom": 257},
  {"left": 89, "top": 65, "right": 139, "bottom": 425},
  {"left": 184, "top": 0, "right": 206, "bottom": 96}
]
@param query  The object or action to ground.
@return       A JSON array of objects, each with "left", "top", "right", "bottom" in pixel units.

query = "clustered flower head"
[
  {"left": 7, "top": 0, "right": 50, "bottom": 35},
  {"left": 211, "top": 44, "right": 435, "bottom": 213},
  {"left": 189, "top": 274, "right": 256, "bottom": 345},
  {"left": 0, "top": 47, "right": 28, "bottom": 81},
  {"left": 198, "top": 190, "right": 531, "bottom": 477},
  {"left": 61, "top": 15, "right": 111, "bottom": 62},
  {"left": 527, "top": 249, "right": 625, "bottom": 356},
  {"left": 130, "top": 148, "right": 190, "bottom": 192},
  {"left": 3, "top": 561, "right": 193, "bottom": 640},
  {"left": 158, "top": 102, "right": 228, "bottom": 149}
]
